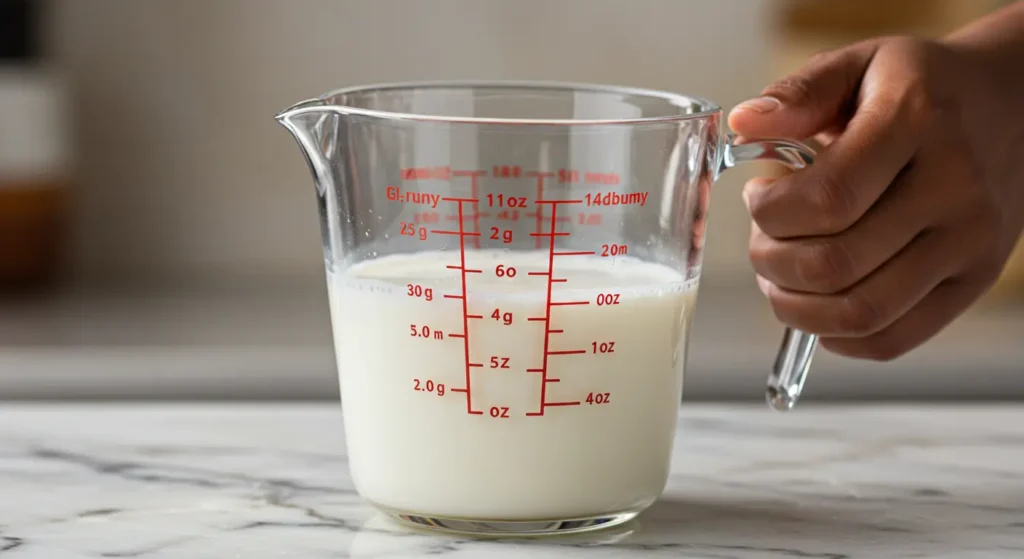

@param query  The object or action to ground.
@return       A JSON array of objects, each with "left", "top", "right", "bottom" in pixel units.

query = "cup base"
[{"left": 372, "top": 502, "right": 644, "bottom": 537}]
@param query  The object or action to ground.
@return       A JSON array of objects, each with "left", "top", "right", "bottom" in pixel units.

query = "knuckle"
[
  {"left": 796, "top": 239, "right": 855, "bottom": 293},
  {"left": 808, "top": 172, "right": 857, "bottom": 232},
  {"left": 745, "top": 192, "right": 780, "bottom": 232},
  {"left": 763, "top": 74, "right": 816, "bottom": 106},
  {"left": 899, "top": 77, "right": 947, "bottom": 132},
  {"left": 836, "top": 288, "right": 886, "bottom": 336},
  {"left": 747, "top": 230, "right": 772, "bottom": 270}
]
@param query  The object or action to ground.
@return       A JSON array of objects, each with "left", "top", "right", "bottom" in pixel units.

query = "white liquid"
[{"left": 328, "top": 249, "right": 698, "bottom": 520}]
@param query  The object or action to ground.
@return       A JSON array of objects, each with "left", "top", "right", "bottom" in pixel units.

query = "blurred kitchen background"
[{"left": 0, "top": 0, "right": 1021, "bottom": 401}]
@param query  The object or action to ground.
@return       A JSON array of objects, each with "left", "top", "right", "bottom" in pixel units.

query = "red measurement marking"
[
  {"left": 551, "top": 278, "right": 567, "bottom": 283},
  {"left": 444, "top": 294, "right": 464, "bottom": 300},
  {"left": 431, "top": 229, "right": 481, "bottom": 237},
  {"left": 445, "top": 212, "right": 490, "bottom": 221},
  {"left": 454, "top": 172, "right": 484, "bottom": 248},
  {"left": 495, "top": 209, "right": 520, "bottom": 222},
  {"left": 402, "top": 166, "right": 451, "bottom": 181},
  {"left": 527, "top": 271, "right": 550, "bottom": 276},
  {"left": 489, "top": 356, "right": 511, "bottom": 369},
  {"left": 601, "top": 243, "right": 628, "bottom": 257},
  {"left": 527, "top": 317, "right": 546, "bottom": 322},
  {"left": 546, "top": 401, "right": 582, "bottom": 407},
  {"left": 491, "top": 165, "right": 522, "bottom": 178},
  {"left": 586, "top": 392, "right": 611, "bottom": 405},
  {"left": 386, "top": 186, "right": 443, "bottom": 208},
  {"left": 528, "top": 173, "right": 554, "bottom": 248},
  {"left": 584, "top": 191, "right": 648, "bottom": 206},
  {"left": 468, "top": 363, "right": 484, "bottom": 368},
  {"left": 584, "top": 171, "right": 621, "bottom": 185},
  {"left": 467, "top": 314, "right": 483, "bottom": 319},
  {"left": 401, "top": 221, "right": 428, "bottom": 240},
  {"left": 530, "top": 231, "right": 570, "bottom": 237},
  {"left": 526, "top": 368, "right": 544, "bottom": 373},
  {"left": 548, "top": 329, "right": 564, "bottom": 334},
  {"left": 535, "top": 199, "right": 583, "bottom": 204},
  {"left": 450, "top": 387, "right": 467, "bottom": 393},
  {"left": 528, "top": 204, "right": 560, "bottom": 417},
  {"left": 406, "top": 283, "right": 434, "bottom": 301},
  {"left": 491, "top": 309, "right": 513, "bottom": 325},
  {"left": 452, "top": 200, "right": 479, "bottom": 415},
  {"left": 489, "top": 227, "right": 514, "bottom": 244},
  {"left": 448, "top": 333, "right": 466, "bottom": 339},
  {"left": 596, "top": 293, "right": 621, "bottom": 306},
  {"left": 551, "top": 301, "right": 590, "bottom": 306},
  {"left": 445, "top": 265, "right": 481, "bottom": 273},
  {"left": 554, "top": 250, "right": 596, "bottom": 257},
  {"left": 527, "top": 212, "right": 570, "bottom": 222},
  {"left": 487, "top": 194, "right": 528, "bottom": 208},
  {"left": 441, "top": 197, "right": 479, "bottom": 203},
  {"left": 413, "top": 211, "right": 440, "bottom": 224},
  {"left": 545, "top": 378, "right": 561, "bottom": 383},
  {"left": 548, "top": 349, "right": 587, "bottom": 355}
]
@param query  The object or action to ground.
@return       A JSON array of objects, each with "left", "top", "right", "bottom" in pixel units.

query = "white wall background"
[{"left": 48, "top": 0, "right": 772, "bottom": 291}]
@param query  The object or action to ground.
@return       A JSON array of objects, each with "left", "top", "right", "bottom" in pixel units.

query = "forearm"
[{"left": 945, "top": 1, "right": 1024, "bottom": 93}]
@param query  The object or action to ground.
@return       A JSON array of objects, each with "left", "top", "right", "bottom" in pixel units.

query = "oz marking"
[
  {"left": 596, "top": 293, "right": 621, "bottom": 306},
  {"left": 585, "top": 392, "right": 611, "bottom": 405},
  {"left": 487, "top": 194, "right": 528, "bottom": 208},
  {"left": 489, "top": 356, "right": 511, "bottom": 369}
]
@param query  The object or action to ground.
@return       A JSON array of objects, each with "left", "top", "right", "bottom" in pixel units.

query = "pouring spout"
[
  {"left": 275, "top": 97, "right": 330, "bottom": 125},
  {"left": 275, "top": 98, "right": 336, "bottom": 195}
]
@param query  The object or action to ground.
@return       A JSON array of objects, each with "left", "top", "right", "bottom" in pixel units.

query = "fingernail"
[
  {"left": 756, "top": 275, "right": 772, "bottom": 297},
  {"left": 735, "top": 96, "right": 782, "bottom": 114}
]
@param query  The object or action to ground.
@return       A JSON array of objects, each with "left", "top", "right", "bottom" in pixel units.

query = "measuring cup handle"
[{"left": 719, "top": 134, "right": 818, "bottom": 412}]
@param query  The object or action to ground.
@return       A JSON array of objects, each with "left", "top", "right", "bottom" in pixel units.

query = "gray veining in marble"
[{"left": 1, "top": 404, "right": 1022, "bottom": 558}]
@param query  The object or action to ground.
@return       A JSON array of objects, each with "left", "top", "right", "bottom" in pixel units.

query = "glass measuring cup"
[{"left": 276, "top": 81, "right": 817, "bottom": 536}]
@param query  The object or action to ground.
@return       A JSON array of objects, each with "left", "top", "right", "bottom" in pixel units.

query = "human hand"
[{"left": 728, "top": 31, "right": 1024, "bottom": 361}]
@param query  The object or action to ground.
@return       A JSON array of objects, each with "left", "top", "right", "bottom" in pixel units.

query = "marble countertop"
[{"left": 1, "top": 404, "right": 1022, "bottom": 558}]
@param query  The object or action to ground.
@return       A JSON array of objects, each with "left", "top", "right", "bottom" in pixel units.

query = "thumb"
[{"left": 728, "top": 41, "right": 880, "bottom": 140}]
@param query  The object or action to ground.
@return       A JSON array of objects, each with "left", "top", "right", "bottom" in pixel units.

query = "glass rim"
[{"left": 306, "top": 80, "right": 722, "bottom": 126}]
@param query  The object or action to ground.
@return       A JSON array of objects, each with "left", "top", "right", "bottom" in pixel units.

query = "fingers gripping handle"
[{"left": 720, "top": 135, "right": 818, "bottom": 412}]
